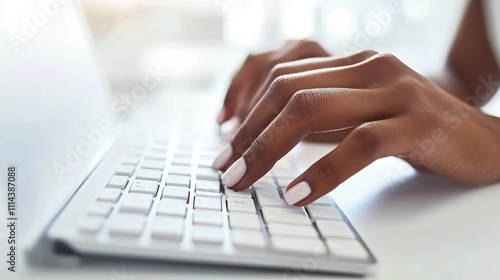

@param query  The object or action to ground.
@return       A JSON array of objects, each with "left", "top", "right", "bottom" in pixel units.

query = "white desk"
[{"left": 9, "top": 141, "right": 500, "bottom": 280}]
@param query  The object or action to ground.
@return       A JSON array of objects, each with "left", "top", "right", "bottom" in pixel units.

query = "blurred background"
[{"left": 80, "top": 0, "right": 468, "bottom": 96}]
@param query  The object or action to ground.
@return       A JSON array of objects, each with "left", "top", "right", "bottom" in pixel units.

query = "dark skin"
[{"left": 213, "top": 0, "right": 500, "bottom": 206}]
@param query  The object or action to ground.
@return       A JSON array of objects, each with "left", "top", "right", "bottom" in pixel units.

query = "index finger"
[{"left": 221, "top": 87, "right": 400, "bottom": 191}]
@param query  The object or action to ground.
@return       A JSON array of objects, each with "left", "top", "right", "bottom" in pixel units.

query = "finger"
[
  {"left": 237, "top": 50, "right": 378, "bottom": 121},
  {"left": 217, "top": 52, "right": 270, "bottom": 124},
  {"left": 284, "top": 117, "right": 413, "bottom": 206},
  {"left": 224, "top": 40, "right": 330, "bottom": 124},
  {"left": 220, "top": 87, "right": 402, "bottom": 191},
  {"left": 302, "top": 128, "right": 354, "bottom": 143},
  {"left": 220, "top": 54, "right": 398, "bottom": 171}
]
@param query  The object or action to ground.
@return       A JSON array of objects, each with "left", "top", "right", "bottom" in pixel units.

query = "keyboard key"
[
  {"left": 89, "top": 201, "right": 114, "bottom": 217},
  {"left": 199, "top": 149, "right": 217, "bottom": 158},
  {"left": 144, "top": 151, "right": 167, "bottom": 160},
  {"left": 275, "top": 177, "right": 295, "bottom": 188},
  {"left": 151, "top": 144, "right": 168, "bottom": 152},
  {"left": 128, "top": 147, "right": 144, "bottom": 156},
  {"left": 196, "top": 180, "right": 220, "bottom": 193},
  {"left": 197, "top": 158, "right": 213, "bottom": 168},
  {"left": 193, "top": 210, "right": 222, "bottom": 226},
  {"left": 99, "top": 188, "right": 122, "bottom": 203},
  {"left": 197, "top": 167, "right": 219, "bottom": 181},
  {"left": 272, "top": 236, "right": 327, "bottom": 256},
  {"left": 311, "top": 195, "right": 332, "bottom": 206},
  {"left": 224, "top": 186, "right": 252, "bottom": 198},
  {"left": 151, "top": 216, "right": 184, "bottom": 240},
  {"left": 254, "top": 188, "right": 287, "bottom": 207},
  {"left": 252, "top": 177, "right": 275, "bottom": 188},
  {"left": 229, "top": 212, "right": 261, "bottom": 230},
  {"left": 267, "top": 223, "right": 318, "bottom": 238},
  {"left": 122, "top": 155, "right": 140, "bottom": 165},
  {"left": 130, "top": 180, "right": 159, "bottom": 196},
  {"left": 169, "top": 165, "right": 191, "bottom": 176},
  {"left": 307, "top": 205, "right": 342, "bottom": 221},
  {"left": 142, "top": 159, "right": 165, "bottom": 170},
  {"left": 157, "top": 198, "right": 187, "bottom": 217},
  {"left": 316, "top": 220, "right": 356, "bottom": 239},
  {"left": 162, "top": 186, "right": 189, "bottom": 200},
  {"left": 175, "top": 150, "right": 192, "bottom": 158},
  {"left": 194, "top": 196, "right": 221, "bottom": 211},
  {"left": 261, "top": 207, "right": 310, "bottom": 225},
  {"left": 136, "top": 169, "right": 162, "bottom": 181},
  {"left": 116, "top": 164, "right": 135, "bottom": 176},
  {"left": 192, "top": 225, "right": 223, "bottom": 244},
  {"left": 106, "top": 175, "right": 129, "bottom": 190},
  {"left": 172, "top": 157, "right": 192, "bottom": 166},
  {"left": 272, "top": 168, "right": 297, "bottom": 178},
  {"left": 326, "top": 238, "right": 369, "bottom": 260},
  {"left": 166, "top": 175, "right": 190, "bottom": 187},
  {"left": 232, "top": 229, "right": 267, "bottom": 250},
  {"left": 79, "top": 216, "right": 105, "bottom": 234},
  {"left": 227, "top": 197, "right": 256, "bottom": 213},
  {"left": 109, "top": 214, "right": 145, "bottom": 237},
  {"left": 120, "top": 193, "right": 153, "bottom": 215}
]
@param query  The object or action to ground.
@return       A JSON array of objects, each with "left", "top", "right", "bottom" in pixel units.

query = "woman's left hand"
[{"left": 212, "top": 51, "right": 500, "bottom": 206}]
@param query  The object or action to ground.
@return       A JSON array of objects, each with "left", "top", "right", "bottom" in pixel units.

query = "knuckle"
[
  {"left": 368, "top": 53, "right": 403, "bottom": 69},
  {"left": 299, "top": 39, "right": 318, "bottom": 48},
  {"left": 351, "top": 124, "right": 384, "bottom": 157},
  {"left": 232, "top": 123, "right": 253, "bottom": 154},
  {"left": 286, "top": 90, "right": 323, "bottom": 119},
  {"left": 267, "top": 74, "right": 295, "bottom": 103},
  {"left": 317, "top": 160, "right": 342, "bottom": 185},
  {"left": 269, "top": 63, "right": 289, "bottom": 80},
  {"left": 248, "top": 137, "right": 268, "bottom": 160},
  {"left": 392, "top": 76, "right": 424, "bottom": 106},
  {"left": 358, "top": 49, "right": 379, "bottom": 59}
]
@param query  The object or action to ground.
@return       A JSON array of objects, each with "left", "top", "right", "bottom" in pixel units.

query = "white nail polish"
[
  {"left": 222, "top": 119, "right": 240, "bottom": 142},
  {"left": 212, "top": 144, "right": 232, "bottom": 170},
  {"left": 284, "top": 181, "right": 311, "bottom": 205},
  {"left": 221, "top": 158, "right": 246, "bottom": 188}
]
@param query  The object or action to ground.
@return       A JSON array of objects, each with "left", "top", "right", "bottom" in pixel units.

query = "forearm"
[{"left": 436, "top": 0, "right": 500, "bottom": 106}]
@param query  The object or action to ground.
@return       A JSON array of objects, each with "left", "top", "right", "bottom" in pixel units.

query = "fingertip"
[
  {"left": 221, "top": 118, "right": 240, "bottom": 142},
  {"left": 284, "top": 181, "right": 312, "bottom": 206},
  {"left": 212, "top": 144, "right": 233, "bottom": 170},
  {"left": 216, "top": 108, "right": 226, "bottom": 125}
]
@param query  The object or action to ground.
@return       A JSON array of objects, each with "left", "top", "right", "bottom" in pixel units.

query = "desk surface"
[{"left": 9, "top": 141, "right": 500, "bottom": 280}]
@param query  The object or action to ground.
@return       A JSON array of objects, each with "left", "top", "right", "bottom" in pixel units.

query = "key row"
[{"left": 79, "top": 213, "right": 368, "bottom": 260}]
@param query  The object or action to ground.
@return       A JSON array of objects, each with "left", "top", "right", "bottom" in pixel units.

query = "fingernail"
[
  {"left": 216, "top": 108, "right": 225, "bottom": 124},
  {"left": 221, "top": 157, "right": 246, "bottom": 188},
  {"left": 284, "top": 181, "right": 311, "bottom": 205},
  {"left": 224, "top": 123, "right": 239, "bottom": 142},
  {"left": 212, "top": 144, "right": 232, "bottom": 170}
]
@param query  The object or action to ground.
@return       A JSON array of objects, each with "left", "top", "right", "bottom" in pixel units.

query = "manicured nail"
[
  {"left": 221, "top": 158, "right": 246, "bottom": 187},
  {"left": 284, "top": 181, "right": 311, "bottom": 205},
  {"left": 222, "top": 119, "right": 240, "bottom": 142},
  {"left": 216, "top": 108, "right": 225, "bottom": 124},
  {"left": 212, "top": 144, "right": 232, "bottom": 170}
]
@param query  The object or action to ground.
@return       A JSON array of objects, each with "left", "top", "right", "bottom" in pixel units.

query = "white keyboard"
[{"left": 69, "top": 137, "right": 377, "bottom": 275}]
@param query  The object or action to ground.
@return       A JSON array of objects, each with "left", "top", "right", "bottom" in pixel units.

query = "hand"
[
  {"left": 212, "top": 51, "right": 500, "bottom": 206},
  {"left": 216, "top": 40, "right": 329, "bottom": 126}
]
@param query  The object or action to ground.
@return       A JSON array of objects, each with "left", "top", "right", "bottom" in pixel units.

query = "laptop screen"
[{"left": 0, "top": 0, "right": 115, "bottom": 250}]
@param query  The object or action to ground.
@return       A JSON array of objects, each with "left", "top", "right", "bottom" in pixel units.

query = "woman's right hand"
[{"left": 216, "top": 40, "right": 329, "bottom": 126}]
